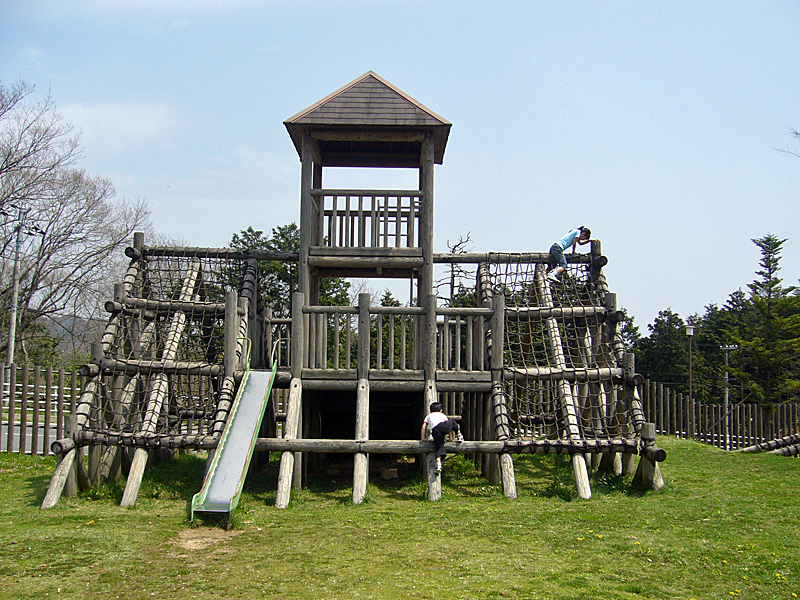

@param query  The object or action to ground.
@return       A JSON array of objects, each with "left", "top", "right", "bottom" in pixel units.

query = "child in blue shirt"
[{"left": 546, "top": 226, "right": 597, "bottom": 282}]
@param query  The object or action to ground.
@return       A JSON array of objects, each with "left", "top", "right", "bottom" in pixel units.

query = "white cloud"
[{"left": 61, "top": 101, "right": 177, "bottom": 153}]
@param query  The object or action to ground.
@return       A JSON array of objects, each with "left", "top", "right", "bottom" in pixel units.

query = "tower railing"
[{"left": 312, "top": 189, "right": 422, "bottom": 249}]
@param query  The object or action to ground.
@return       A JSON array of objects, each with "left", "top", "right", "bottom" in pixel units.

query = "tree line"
[{"left": 630, "top": 234, "right": 799, "bottom": 408}]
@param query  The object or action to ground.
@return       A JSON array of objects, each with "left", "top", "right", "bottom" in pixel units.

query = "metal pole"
[
  {"left": 6, "top": 207, "right": 28, "bottom": 367},
  {"left": 720, "top": 345, "right": 738, "bottom": 451}
]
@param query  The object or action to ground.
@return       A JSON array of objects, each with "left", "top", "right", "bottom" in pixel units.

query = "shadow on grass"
[{"left": 32, "top": 447, "right": 654, "bottom": 513}]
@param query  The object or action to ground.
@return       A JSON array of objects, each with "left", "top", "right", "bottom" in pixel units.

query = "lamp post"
[
  {"left": 720, "top": 344, "right": 738, "bottom": 450},
  {"left": 685, "top": 325, "right": 694, "bottom": 407},
  {"left": 6, "top": 207, "right": 28, "bottom": 367}
]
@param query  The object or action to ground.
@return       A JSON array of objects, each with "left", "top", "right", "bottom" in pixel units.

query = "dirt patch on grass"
[{"left": 174, "top": 527, "right": 242, "bottom": 551}]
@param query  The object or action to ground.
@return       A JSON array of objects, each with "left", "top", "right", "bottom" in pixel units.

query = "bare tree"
[
  {"left": 435, "top": 232, "right": 475, "bottom": 306},
  {"left": 0, "top": 81, "right": 152, "bottom": 365},
  {"left": 777, "top": 127, "right": 800, "bottom": 158}
]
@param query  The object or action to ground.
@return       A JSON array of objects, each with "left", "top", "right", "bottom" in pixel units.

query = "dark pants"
[
  {"left": 549, "top": 243, "right": 566, "bottom": 270},
  {"left": 431, "top": 419, "right": 460, "bottom": 458}
]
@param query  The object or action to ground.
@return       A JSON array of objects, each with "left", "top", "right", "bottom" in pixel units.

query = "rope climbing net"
[
  {"left": 489, "top": 256, "right": 638, "bottom": 443},
  {"left": 77, "top": 249, "right": 252, "bottom": 448}
]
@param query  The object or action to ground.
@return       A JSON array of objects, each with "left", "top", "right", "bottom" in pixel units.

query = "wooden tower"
[
  {"left": 279, "top": 72, "right": 453, "bottom": 500},
  {"left": 284, "top": 70, "right": 451, "bottom": 304}
]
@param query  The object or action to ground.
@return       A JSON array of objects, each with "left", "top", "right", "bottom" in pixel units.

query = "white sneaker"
[
  {"left": 547, "top": 271, "right": 559, "bottom": 282},
  {"left": 457, "top": 432, "right": 465, "bottom": 443},
  {"left": 436, "top": 462, "right": 442, "bottom": 473}
]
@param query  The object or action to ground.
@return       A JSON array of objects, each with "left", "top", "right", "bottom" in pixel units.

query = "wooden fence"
[
  {"left": 639, "top": 379, "right": 800, "bottom": 451},
  {"left": 1, "top": 364, "right": 82, "bottom": 456}
]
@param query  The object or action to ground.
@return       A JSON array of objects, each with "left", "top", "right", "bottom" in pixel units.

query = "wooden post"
[
  {"left": 19, "top": 366, "right": 28, "bottom": 455},
  {"left": 418, "top": 131, "right": 435, "bottom": 302},
  {"left": 5, "top": 364, "right": 15, "bottom": 453},
  {"left": 32, "top": 367, "right": 41, "bottom": 455},
  {"left": 298, "top": 132, "right": 314, "bottom": 302},
  {"left": 353, "top": 293, "right": 371, "bottom": 504},
  {"left": 490, "top": 294, "right": 517, "bottom": 499},
  {"left": 633, "top": 422, "right": 664, "bottom": 491},
  {"left": 276, "top": 292, "right": 305, "bottom": 508},
  {"left": 44, "top": 367, "right": 53, "bottom": 456},
  {"left": 423, "top": 294, "right": 441, "bottom": 500},
  {"left": 276, "top": 379, "right": 302, "bottom": 509}
]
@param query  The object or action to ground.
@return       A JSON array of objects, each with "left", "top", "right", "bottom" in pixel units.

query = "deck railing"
[
  {"left": 274, "top": 301, "right": 494, "bottom": 376},
  {"left": 312, "top": 189, "right": 422, "bottom": 249}
]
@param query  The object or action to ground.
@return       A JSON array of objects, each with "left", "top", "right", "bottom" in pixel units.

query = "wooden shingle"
[{"left": 285, "top": 72, "right": 451, "bottom": 166}]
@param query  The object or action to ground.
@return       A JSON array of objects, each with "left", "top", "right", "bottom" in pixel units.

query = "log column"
[
  {"left": 353, "top": 293, "right": 371, "bottom": 504},
  {"left": 633, "top": 422, "right": 665, "bottom": 491},
  {"left": 276, "top": 293, "right": 305, "bottom": 509},
  {"left": 490, "top": 294, "right": 517, "bottom": 499},
  {"left": 424, "top": 293, "right": 442, "bottom": 501}
]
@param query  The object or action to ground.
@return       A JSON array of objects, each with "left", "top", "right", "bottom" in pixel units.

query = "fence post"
[
  {"left": 6, "top": 364, "right": 16, "bottom": 453},
  {"left": 0, "top": 365, "right": 5, "bottom": 451},
  {"left": 32, "top": 367, "right": 41, "bottom": 455},
  {"left": 19, "top": 366, "right": 28, "bottom": 455},
  {"left": 43, "top": 367, "right": 53, "bottom": 456}
]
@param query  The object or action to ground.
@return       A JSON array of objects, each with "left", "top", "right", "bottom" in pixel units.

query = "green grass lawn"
[{"left": 1, "top": 438, "right": 798, "bottom": 600}]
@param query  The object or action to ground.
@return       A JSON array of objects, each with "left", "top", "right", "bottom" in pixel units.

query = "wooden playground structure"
[{"left": 42, "top": 72, "right": 665, "bottom": 511}]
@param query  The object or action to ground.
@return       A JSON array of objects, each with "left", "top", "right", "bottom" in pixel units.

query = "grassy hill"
[{"left": 1, "top": 437, "right": 798, "bottom": 600}]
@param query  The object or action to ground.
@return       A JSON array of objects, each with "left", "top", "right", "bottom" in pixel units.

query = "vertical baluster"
[
  {"left": 401, "top": 314, "right": 407, "bottom": 370},
  {"left": 358, "top": 194, "right": 366, "bottom": 247},
  {"left": 466, "top": 316, "right": 474, "bottom": 371},
  {"left": 382, "top": 194, "right": 389, "bottom": 247},
  {"left": 370, "top": 195, "right": 378, "bottom": 248},
  {"left": 456, "top": 316, "right": 462, "bottom": 371},
  {"left": 334, "top": 312, "right": 341, "bottom": 369},
  {"left": 394, "top": 194, "right": 401, "bottom": 247},
  {"left": 377, "top": 313, "right": 383, "bottom": 369},
  {"left": 346, "top": 313, "right": 353, "bottom": 368},
  {"left": 330, "top": 194, "right": 338, "bottom": 247},
  {"left": 345, "top": 194, "right": 352, "bottom": 247}
]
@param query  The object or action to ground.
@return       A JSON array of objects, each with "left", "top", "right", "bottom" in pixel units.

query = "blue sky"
[{"left": 2, "top": 0, "right": 799, "bottom": 330}]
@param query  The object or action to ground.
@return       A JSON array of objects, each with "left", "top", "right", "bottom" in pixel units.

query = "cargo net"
[
  {"left": 78, "top": 250, "right": 250, "bottom": 448},
  {"left": 489, "top": 257, "right": 636, "bottom": 442}
]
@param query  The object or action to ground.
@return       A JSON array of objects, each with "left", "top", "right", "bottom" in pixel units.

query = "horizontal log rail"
[
  {"left": 83, "top": 358, "right": 224, "bottom": 377},
  {"left": 739, "top": 433, "right": 800, "bottom": 453},
  {"left": 433, "top": 252, "right": 595, "bottom": 264},
  {"left": 505, "top": 366, "right": 624, "bottom": 382},
  {"left": 505, "top": 305, "right": 607, "bottom": 321},
  {"left": 310, "top": 188, "right": 423, "bottom": 197},
  {"left": 58, "top": 433, "right": 662, "bottom": 461},
  {"left": 105, "top": 297, "right": 245, "bottom": 317},
  {"left": 127, "top": 245, "right": 298, "bottom": 261}
]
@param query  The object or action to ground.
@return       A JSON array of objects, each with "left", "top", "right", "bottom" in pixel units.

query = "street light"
[
  {"left": 720, "top": 344, "right": 738, "bottom": 450},
  {"left": 685, "top": 325, "right": 694, "bottom": 405}
]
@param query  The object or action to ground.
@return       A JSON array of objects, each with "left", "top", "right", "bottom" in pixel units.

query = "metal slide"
[{"left": 191, "top": 363, "right": 277, "bottom": 519}]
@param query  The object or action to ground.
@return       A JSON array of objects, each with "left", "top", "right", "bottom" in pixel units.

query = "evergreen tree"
[{"left": 728, "top": 234, "right": 800, "bottom": 405}]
